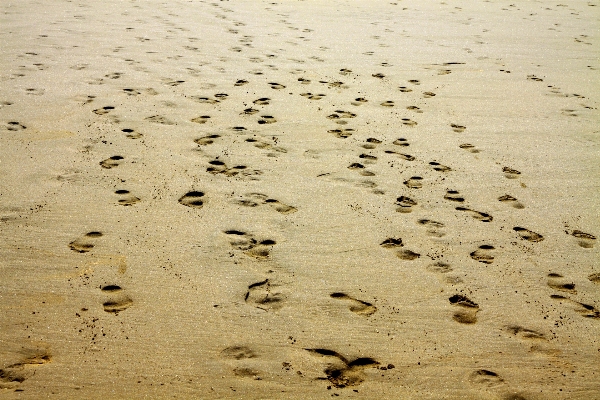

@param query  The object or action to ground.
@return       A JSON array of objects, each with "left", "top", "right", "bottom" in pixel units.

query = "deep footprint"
[{"left": 178, "top": 191, "right": 205, "bottom": 208}]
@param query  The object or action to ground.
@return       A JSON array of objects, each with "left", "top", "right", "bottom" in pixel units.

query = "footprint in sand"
[
  {"left": 404, "top": 176, "right": 423, "bottom": 189},
  {"left": 386, "top": 151, "right": 415, "bottom": 161},
  {"left": 100, "top": 156, "right": 124, "bottom": 169},
  {"left": 115, "top": 190, "right": 140, "bottom": 206},
  {"left": 121, "top": 128, "right": 142, "bottom": 139},
  {"left": 470, "top": 245, "right": 495, "bottom": 264},
  {"left": 513, "top": 227, "right": 543, "bottom": 242},
  {"left": 253, "top": 97, "right": 270, "bottom": 105},
  {"left": 396, "top": 249, "right": 421, "bottom": 260},
  {"left": 145, "top": 115, "right": 175, "bottom": 125},
  {"left": 401, "top": 118, "right": 417, "bottom": 126},
  {"left": 361, "top": 138, "right": 381, "bottom": 149},
  {"left": 456, "top": 207, "right": 493, "bottom": 222},
  {"left": 449, "top": 294, "right": 479, "bottom": 324},
  {"left": 330, "top": 292, "right": 377, "bottom": 316},
  {"left": 468, "top": 369, "right": 504, "bottom": 388},
  {"left": 257, "top": 115, "right": 277, "bottom": 124},
  {"left": 328, "top": 128, "right": 355, "bottom": 139},
  {"left": 444, "top": 190, "right": 465, "bottom": 202},
  {"left": 224, "top": 230, "right": 276, "bottom": 260},
  {"left": 234, "top": 193, "right": 297, "bottom": 214},
  {"left": 498, "top": 195, "right": 524, "bottom": 209},
  {"left": 393, "top": 138, "right": 409, "bottom": 146},
  {"left": 450, "top": 123, "right": 466, "bottom": 133},
  {"left": 348, "top": 162, "right": 375, "bottom": 177},
  {"left": 2, "top": 121, "right": 27, "bottom": 131},
  {"left": 459, "top": 143, "right": 480, "bottom": 153},
  {"left": 191, "top": 115, "right": 211, "bottom": 124},
  {"left": 504, "top": 325, "right": 547, "bottom": 341},
  {"left": 588, "top": 273, "right": 600, "bottom": 284},
  {"left": 245, "top": 279, "right": 285, "bottom": 311},
  {"left": 245, "top": 138, "right": 287, "bottom": 154},
  {"left": 429, "top": 161, "right": 451, "bottom": 172},
  {"left": 300, "top": 92, "right": 326, "bottom": 100},
  {"left": 503, "top": 167, "right": 521, "bottom": 179},
  {"left": 69, "top": 231, "right": 103, "bottom": 253},
  {"left": 427, "top": 261, "right": 454, "bottom": 274},
  {"left": 304, "top": 348, "right": 381, "bottom": 389},
  {"left": 178, "top": 191, "right": 205, "bottom": 209},
  {"left": 417, "top": 219, "right": 446, "bottom": 238},
  {"left": 194, "top": 134, "right": 220, "bottom": 146},
  {"left": 92, "top": 106, "right": 115, "bottom": 115},
  {"left": 398, "top": 86, "right": 413, "bottom": 93},
  {"left": 207, "top": 160, "right": 261, "bottom": 179},
  {"left": 268, "top": 82, "right": 286, "bottom": 89},
  {"left": 0, "top": 345, "right": 52, "bottom": 389},
  {"left": 100, "top": 284, "right": 133, "bottom": 314},
  {"left": 550, "top": 294, "right": 600, "bottom": 319},
  {"left": 395, "top": 196, "right": 417, "bottom": 213},
  {"left": 547, "top": 273, "right": 576, "bottom": 293},
  {"left": 221, "top": 346, "right": 257, "bottom": 360},
  {"left": 351, "top": 97, "right": 368, "bottom": 106},
  {"left": 570, "top": 230, "right": 596, "bottom": 248}
]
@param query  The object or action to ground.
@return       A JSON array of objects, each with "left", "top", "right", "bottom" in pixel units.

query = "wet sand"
[{"left": 1, "top": 0, "right": 599, "bottom": 398}]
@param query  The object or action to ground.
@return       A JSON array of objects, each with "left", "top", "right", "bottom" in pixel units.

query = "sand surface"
[{"left": 1, "top": 0, "right": 599, "bottom": 398}]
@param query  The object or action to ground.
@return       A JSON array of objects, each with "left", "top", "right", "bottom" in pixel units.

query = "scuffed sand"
[{"left": 1, "top": 0, "right": 599, "bottom": 398}]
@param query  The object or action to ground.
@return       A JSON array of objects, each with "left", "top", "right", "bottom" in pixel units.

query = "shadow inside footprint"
[
  {"left": 449, "top": 294, "right": 479, "bottom": 324},
  {"left": 69, "top": 231, "right": 103, "bottom": 253},
  {"left": 456, "top": 207, "right": 492, "bottom": 222},
  {"left": 470, "top": 245, "right": 495, "bottom": 264},
  {"left": 330, "top": 292, "right": 377, "bottom": 316},
  {"left": 395, "top": 196, "right": 417, "bottom": 213},
  {"left": 245, "top": 279, "right": 285, "bottom": 311},
  {"left": 571, "top": 230, "right": 596, "bottom": 248},
  {"left": 100, "top": 156, "right": 124, "bottom": 169},
  {"left": 178, "top": 191, "right": 205, "bottom": 208},
  {"left": 498, "top": 194, "right": 524, "bottom": 209},
  {"left": 513, "top": 227, "right": 543, "bottom": 242}
]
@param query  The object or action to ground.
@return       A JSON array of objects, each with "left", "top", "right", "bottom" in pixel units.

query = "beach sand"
[{"left": 1, "top": 0, "right": 599, "bottom": 398}]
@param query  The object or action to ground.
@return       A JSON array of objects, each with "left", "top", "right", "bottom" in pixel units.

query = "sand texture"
[{"left": 1, "top": 0, "right": 599, "bottom": 398}]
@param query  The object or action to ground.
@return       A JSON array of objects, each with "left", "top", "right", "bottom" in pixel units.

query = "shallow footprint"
[
  {"left": 456, "top": 207, "right": 492, "bottom": 222},
  {"left": 468, "top": 369, "right": 504, "bottom": 388},
  {"left": 264, "top": 198, "right": 297, "bottom": 214},
  {"left": 115, "top": 189, "right": 140, "bottom": 206},
  {"left": 498, "top": 195, "right": 524, "bottom": 209},
  {"left": 194, "top": 134, "right": 220, "bottom": 146},
  {"left": 429, "top": 161, "right": 451, "bottom": 172},
  {"left": 100, "top": 156, "right": 124, "bottom": 169},
  {"left": 404, "top": 176, "right": 423, "bottom": 189},
  {"left": 395, "top": 196, "right": 417, "bottom": 213},
  {"left": 547, "top": 273, "right": 576, "bottom": 293},
  {"left": 513, "top": 227, "right": 543, "bottom": 242},
  {"left": 571, "top": 230, "right": 596, "bottom": 248},
  {"left": 444, "top": 190, "right": 464, "bottom": 202},
  {"left": 417, "top": 219, "right": 446, "bottom": 237},
  {"left": 450, "top": 123, "right": 466, "bottom": 133},
  {"left": 470, "top": 245, "right": 495, "bottom": 264},
  {"left": 449, "top": 294, "right": 479, "bottom": 324},
  {"left": 330, "top": 292, "right": 377, "bottom": 316},
  {"left": 245, "top": 279, "right": 285, "bottom": 311},
  {"left": 69, "top": 231, "right": 103, "bottom": 253},
  {"left": 459, "top": 143, "right": 480, "bottom": 153},
  {"left": 503, "top": 167, "right": 521, "bottom": 179}
]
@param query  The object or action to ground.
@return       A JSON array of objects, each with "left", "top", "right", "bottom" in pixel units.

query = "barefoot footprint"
[
  {"left": 245, "top": 279, "right": 285, "bottom": 311},
  {"left": 69, "top": 231, "right": 103, "bottom": 253},
  {"left": 330, "top": 292, "right": 377, "bottom": 316},
  {"left": 470, "top": 245, "right": 495, "bottom": 264},
  {"left": 101, "top": 284, "right": 133, "bottom": 314},
  {"left": 449, "top": 294, "right": 479, "bottom": 324}
]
